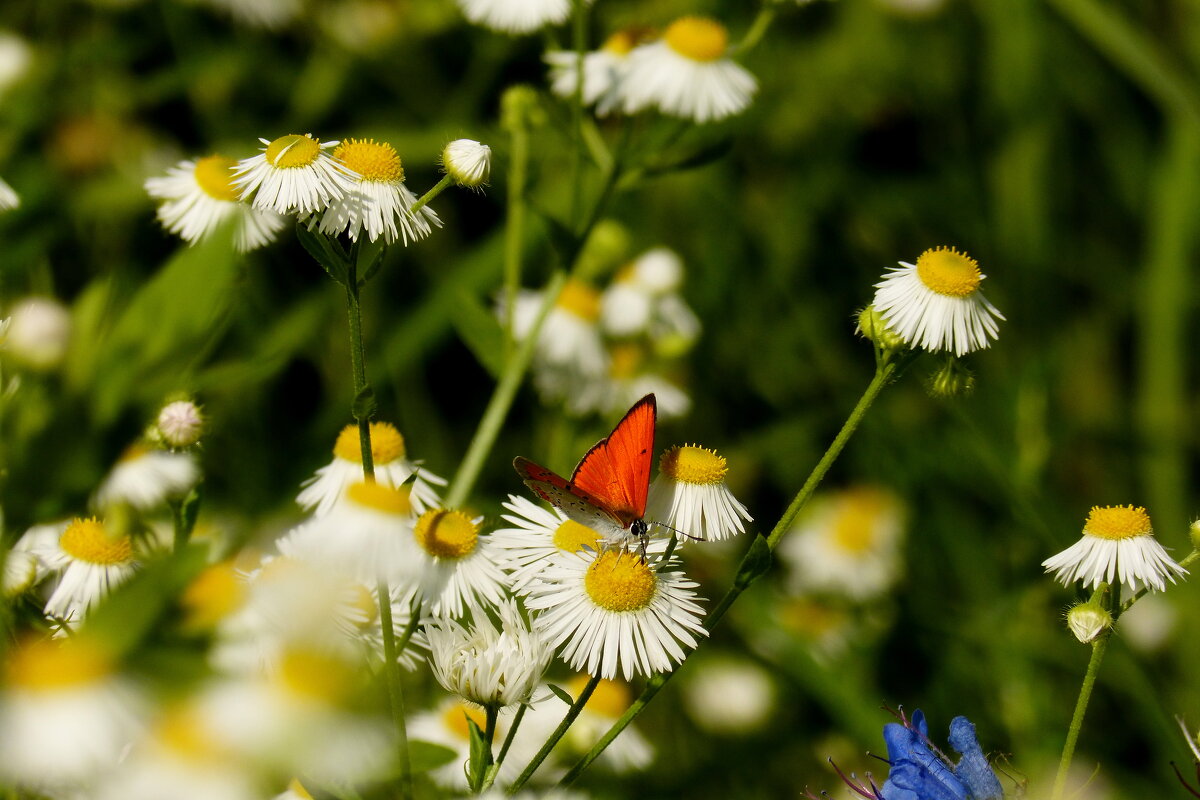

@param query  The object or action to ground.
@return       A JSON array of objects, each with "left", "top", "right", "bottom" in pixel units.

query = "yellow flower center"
[
  {"left": 556, "top": 279, "right": 601, "bottom": 321},
  {"left": 333, "top": 421, "right": 407, "bottom": 464},
  {"left": 119, "top": 442, "right": 150, "bottom": 462},
  {"left": 193, "top": 155, "right": 240, "bottom": 202},
  {"left": 278, "top": 649, "right": 351, "bottom": 702},
  {"left": 608, "top": 342, "right": 644, "bottom": 379},
  {"left": 603, "top": 27, "right": 652, "bottom": 55},
  {"left": 159, "top": 706, "right": 224, "bottom": 760},
  {"left": 287, "top": 780, "right": 315, "bottom": 800},
  {"left": 664, "top": 17, "right": 728, "bottom": 62},
  {"left": 1084, "top": 505, "right": 1152, "bottom": 540},
  {"left": 7, "top": 637, "right": 112, "bottom": 690},
  {"left": 914, "top": 246, "right": 982, "bottom": 298},
  {"left": 553, "top": 519, "right": 601, "bottom": 553},
  {"left": 347, "top": 481, "right": 413, "bottom": 515},
  {"left": 570, "top": 675, "right": 631, "bottom": 718},
  {"left": 333, "top": 138, "right": 404, "bottom": 183},
  {"left": 181, "top": 562, "right": 245, "bottom": 631},
  {"left": 60, "top": 517, "right": 134, "bottom": 566},
  {"left": 442, "top": 702, "right": 487, "bottom": 740},
  {"left": 345, "top": 584, "right": 380, "bottom": 629},
  {"left": 830, "top": 489, "right": 892, "bottom": 555},
  {"left": 264, "top": 134, "right": 322, "bottom": 169},
  {"left": 660, "top": 445, "right": 727, "bottom": 485},
  {"left": 779, "top": 597, "right": 847, "bottom": 638},
  {"left": 584, "top": 551, "right": 656, "bottom": 612},
  {"left": 414, "top": 509, "right": 479, "bottom": 559}
]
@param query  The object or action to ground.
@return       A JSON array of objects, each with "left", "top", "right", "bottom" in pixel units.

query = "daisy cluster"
[
  {"left": 144, "top": 133, "right": 489, "bottom": 253},
  {"left": 504, "top": 246, "right": 702, "bottom": 420}
]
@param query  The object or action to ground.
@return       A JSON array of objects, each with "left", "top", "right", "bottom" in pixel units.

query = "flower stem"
[
  {"left": 507, "top": 675, "right": 599, "bottom": 794},
  {"left": 1119, "top": 547, "right": 1199, "bottom": 615},
  {"left": 343, "top": 265, "right": 375, "bottom": 480},
  {"left": 410, "top": 174, "right": 454, "bottom": 218},
  {"left": 732, "top": 3, "right": 777, "bottom": 57},
  {"left": 568, "top": 0, "right": 588, "bottom": 229},
  {"left": 1051, "top": 634, "right": 1110, "bottom": 800},
  {"left": 504, "top": 116, "right": 530, "bottom": 359},
  {"left": 493, "top": 702, "right": 528, "bottom": 774},
  {"left": 378, "top": 579, "right": 413, "bottom": 800}
]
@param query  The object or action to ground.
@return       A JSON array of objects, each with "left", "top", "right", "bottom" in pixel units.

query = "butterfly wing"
[
  {"left": 513, "top": 456, "right": 627, "bottom": 538},
  {"left": 569, "top": 394, "right": 656, "bottom": 528}
]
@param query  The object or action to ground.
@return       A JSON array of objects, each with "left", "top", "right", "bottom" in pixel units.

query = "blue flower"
[{"left": 880, "top": 709, "right": 1004, "bottom": 800}]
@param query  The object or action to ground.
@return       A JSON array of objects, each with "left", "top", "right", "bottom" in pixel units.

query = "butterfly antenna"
[{"left": 651, "top": 519, "right": 703, "bottom": 542}]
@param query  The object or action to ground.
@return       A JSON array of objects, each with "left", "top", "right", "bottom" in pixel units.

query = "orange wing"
[
  {"left": 569, "top": 394, "right": 656, "bottom": 527},
  {"left": 513, "top": 456, "right": 627, "bottom": 537}
]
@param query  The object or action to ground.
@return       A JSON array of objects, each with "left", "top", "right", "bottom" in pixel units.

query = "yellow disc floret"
[
  {"left": 60, "top": 517, "right": 133, "bottom": 566},
  {"left": 570, "top": 675, "right": 631, "bottom": 718},
  {"left": 193, "top": 155, "right": 240, "bottom": 202},
  {"left": 286, "top": 780, "right": 315, "bottom": 800},
  {"left": 664, "top": 17, "right": 729, "bottom": 62},
  {"left": 333, "top": 421, "right": 407, "bottom": 464},
  {"left": 265, "top": 134, "right": 322, "bottom": 169},
  {"left": 8, "top": 636, "right": 112, "bottom": 690},
  {"left": 604, "top": 27, "right": 653, "bottom": 55},
  {"left": 1084, "top": 505, "right": 1152, "bottom": 540},
  {"left": 181, "top": 562, "right": 246, "bottom": 631},
  {"left": 556, "top": 279, "right": 602, "bottom": 321},
  {"left": 584, "top": 551, "right": 656, "bottom": 612},
  {"left": 659, "top": 444, "right": 727, "bottom": 485},
  {"left": 553, "top": 519, "right": 601, "bottom": 553},
  {"left": 442, "top": 702, "right": 487, "bottom": 740},
  {"left": 332, "top": 138, "right": 404, "bottom": 183},
  {"left": 608, "top": 342, "right": 644, "bottom": 380},
  {"left": 830, "top": 490, "right": 891, "bottom": 555},
  {"left": 915, "top": 246, "right": 982, "bottom": 298},
  {"left": 414, "top": 509, "right": 479, "bottom": 559},
  {"left": 345, "top": 583, "right": 380, "bottom": 629},
  {"left": 278, "top": 648, "right": 351, "bottom": 702},
  {"left": 347, "top": 481, "right": 413, "bottom": 515}
]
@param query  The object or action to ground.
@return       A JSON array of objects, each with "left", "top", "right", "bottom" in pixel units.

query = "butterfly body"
[{"left": 514, "top": 395, "right": 657, "bottom": 554}]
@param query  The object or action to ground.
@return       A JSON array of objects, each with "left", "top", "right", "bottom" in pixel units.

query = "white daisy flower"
[
  {"left": 297, "top": 421, "right": 446, "bottom": 517},
  {"left": 34, "top": 517, "right": 140, "bottom": 626},
  {"left": 3, "top": 521, "right": 66, "bottom": 597},
  {"left": 0, "top": 31, "right": 32, "bottom": 97},
  {"left": 456, "top": 0, "right": 579, "bottom": 34},
  {"left": 317, "top": 138, "right": 441, "bottom": 245},
  {"left": 777, "top": 486, "right": 905, "bottom": 602},
  {"left": 2, "top": 296, "right": 70, "bottom": 371},
  {"left": 645, "top": 444, "right": 751, "bottom": 544},
  {"left": 442, "top": 138, "right": 491, "bottom": 189},
  {"left": 1042, "top": 505, "right": 1187, "bottom": 594},
  {"left": 233, "top": 134, "right": 358, "bottom": 216},
  {"left": 0, "top": 636, "right": 146, "bottom": 789},
  {"left": 872, "top": 246, "right": 1004, "bottom": 356},
  {"left": 558, "top": 675, "right": 653, "bottom": 772},
  {"left": 544, "top": 29, "right": 647, "bottom": 115},
  {"left": 426, "top": 599, "right": 552, "bottom": 708},
  {"left": 145, "top": 155, "right": 288, "bottom": 252},
  {"left": 568, "top": 342, "right": 690, "bottom": 420},
  {"left": 411, "top": 509, "right": 509, "bottom": 618},
  {"left": 409, "top": 699, "right": 536, "bottom": 791},
  {"left": 0, "top": 174, "right": 17, "bottom": 210},
  {"left": 524, "top": 548, "right": 706, "bottom": 680},
  {"left": 681, "top": 656, "right": 775, "bottom": 735},
  {"left": 620, "top": 17, "right": 757, "bottom": 124},
  {"left": 93, "top": 444, "right": 200, "bottom": 512},
  {"left": 491, "top": 494, "right": 604, "bottom": 592},
  {"left": 504, "top": 281, "right": 609, "bottom": 406}
]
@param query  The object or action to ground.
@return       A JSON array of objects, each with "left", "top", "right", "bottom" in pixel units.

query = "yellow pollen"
[
  {"left": 333, "top": 421, "right": 407, "bottom": 464},
  {"left": 915, "top": 246, "right": 982, "bottom": 297},
  {"left": 345, "top": 584, "right": 380, "bottom": 629},
  {"left": 553, "top": 519, "right": 601, "bottom": 553},
  {"left": 181, "top": 562, "right": 245, "bottom": 631},
  {"left": 556, "top": 279, "right": 601, "bottom": 321},
  {"left": 414, "top": 509, "right": 479, "bottom": 559},
  {"left": 1084, "top": 505, "right": 1152, "bottom": 541},
  {"left": 569, "top": 675, "right": 631, "bottom": 718},
  {"left": 287, "top": 780, "right": 315, "bottom": 800},
  {"left": 264, "top": 134, "right": 322, "bottom": 169},
  {"left": 584, "top": 551, "right": 656, "bottom": 612},
  {"left": 442, "top": 703, "right": 487, "bottom": 740},
  {"left": 660, "top": 445, "right": 727, "bottom": 485},
  {"left": 332, "top": 138, "right": 404, "bottom": 183},
  {"left": 347, "top": 481, "right": 413, "bottom": 515},
  {"left": 608, "top": 343, "right": 644, "bottom": 379},
  {"left": 830, "top": 490, "right": 890, "bottom": 555},
  {"left": 60, "top": 517, "right": 134, "bottom": 566},
  {"left": 7, "top": 637, "right": 112, "bottom": 690},
  {"left": 664, "top": 17, "right": 729, "bottom": 62},
  {"left": 278, "top": 649, "right": 350, "bottom": 702},
  {"left": 193, "top": 155, "right": 240, "bottom": 202}
]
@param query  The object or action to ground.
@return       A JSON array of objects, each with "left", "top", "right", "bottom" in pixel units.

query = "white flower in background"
[
  {"left": 3, "top": 522, "right": 66, "bottom": 597},
  {"left": 318, "top": 138, "right": 440, "bottom": 245},
  {"left": 646, "top": 444, "right": 751, "bottom": 544},
  {"left": 155, "top": 399, "right": 205, "bottom": 448},
  {"left": 778, "top": 486, "right": 905, "bottom": 602},
  {"left": 0, "top": 31, "right": 32, "bottom": 96},
  {"left": 274, "top": 779, "right": 317, "bottom": 800},
  {"left": 442, "top": 139, "right": 491, "bottom": 189},
  {"left": 186, "top": 0, "right": 304, "bottom": 28},
  {"left": 545, "top": 29, "right": 648, "bottom": 115},
  {"left": 297, "top": 421, "right": 445, "bottom": 516},
  {"left": 145, "top": 155, "right": 288, "bottom": 252},
  {"left": 34, "top": 518, "right": 139, "bottom": 626},
  {"left": 427, "top": 599, "right": 551, "bottom": 708},
  {"left": 620, "top": 17, "right": 757, "bottom": 123},
  {"left": 234, "top": 134, "right": 358, "bottom": 216},
  {"left": 93, "top": 444, "right": 200, "bottom": 511},
  {"left": 1043, "top": 505, "right": 1187, "bottom": 594},
  {"left": 872, "top": 246, "right": 1004, "bottom": 356},
  {"left": 504, "top": 280, "right": 609, "bottom": 406},
  {"left": 2, "top": 296, "right": 70, "bottom": 370},
  {"left": 558, "top": 676, "right": 653, "bottom": 772},
  {"left": 411, "top": 509, "right": 509, "bottom": 618},
  {"left": 681, "top": 657, "right": 775, "bottom": 735},
  {"left": 1118, "top": 592, "right": 1177, "bottom": 652},
  {"left": 492, "top": 494, "right": 599, "bottom": 592},
  {"left": 0, "top": 175, "right": 17, "bottom": 210},
  {"left": 456, "top": 0, "right": 581, "bottom": 34},
  {"left": 0, "top": 637, "right": 145, "bottom": 789},
  {"left": 525, "top": 549, "right": 706, "bottom": 680},
  {"left": 568, "top": 342, "right": 690, "bottom": 420},
  {"left": 409, "top": 699, "right": 536, "bottom": 791},
  {"left": 600, "top": 248, "right": 694, "bottom": 341}
]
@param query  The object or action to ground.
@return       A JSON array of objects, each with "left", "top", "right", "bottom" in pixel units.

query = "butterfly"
[{"left": 513, "top": 394, "right": 657, "bottom": 556}]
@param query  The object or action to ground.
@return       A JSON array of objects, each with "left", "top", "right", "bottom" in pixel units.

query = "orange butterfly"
[{"left": 513, "top": 394, "right": 656, "bottom": 555}]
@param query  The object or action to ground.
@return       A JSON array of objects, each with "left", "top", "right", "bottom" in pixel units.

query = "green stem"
[
  {"left": 493, "top": 703, "right": 528, "bottom": 773},
  {"left": 507, "top": 675, "right": 599, "bottom": 794},
  {"left": 731, "top": 4, "right": 777, "bottom": 57},
  {"left": 410, "top": 174, "right": 454, "bottom": 218},
  {"left": 504, "top": 120, "right": 530, "bottom": 358},
  {"left": 559, "top": 365, "right": 897, "bottom": 786},
  {"left": 568, "top": 0, "right": 588, "bottom": 228},
  {"left": 378, "top": 579, "right": 413, "bottom": 800},
  {"left": 1119, "top": 547, "right": 1200, "bottom": 616},
  {"left": 344, "top": 270, "right": 375, "bottom": 480},
  {"left": 1051, "top": 635, "right": 1111, "bottom": 800},
  {"left": 443, "top": 272, "right": 568, "bottom": 509}
]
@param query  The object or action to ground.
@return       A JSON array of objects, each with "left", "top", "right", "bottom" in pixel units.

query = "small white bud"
[
  {"left": 442, "top": 139, "right": 491, "bottom": 189},
  {"left": 1067, "top": 601, "right": 1112, "bottom": 644},
  {"left": 156, "top": 400, "right": 205, "bottom": 448}
]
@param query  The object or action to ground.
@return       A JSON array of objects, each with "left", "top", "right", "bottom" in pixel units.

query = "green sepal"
[
  {"left": 352, "top": 384, "right": 377, "bottom": 421},
  {"left": 408, "top": 740, "right": 458, "bottom": 774},
  {"left": 296, "top": 224, "right": 349, "bottom": 286},
  {"left": 547, "top": 682, "right": 575, "bottom": 706},
  {"left": 450, "top": 290, "right": 506, "bottom": 378},
  {"left": 733, "top": 534, "right": 772, "bottom": 589},
  {"left": 465, "top": 715, "right": 491, "bottom": 793}
]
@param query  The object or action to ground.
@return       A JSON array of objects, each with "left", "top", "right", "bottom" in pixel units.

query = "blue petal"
[
  {"left": 948, "top": 716, "right": 1004, "bottom": 800},
  {"left": 884, "top": 722, "right": 921, "bottom": 762},
  {"left": 887, "top": 761, "right": 969, "bottom": 800}
]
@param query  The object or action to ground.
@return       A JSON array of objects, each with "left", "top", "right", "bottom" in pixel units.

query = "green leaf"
[
  {"left": 733, "top": 534, "right": 772, "bottom": 589},
  {"left": 356, "top": 237, "right": 388, "bottom": 287},
  {"left": 408, "top": 740, "right": 458, "bottom": 774},
  {"left": 450, "top": 290, "right": 506, "bottom": 378},
  {"left": 547, "top": 683, "right": 574, "bottom": 706},
  {"left": 296, "top": 224, "right": 349, "bottom": 285},
  {"left": 465, "top": 714, "right": 490, "bottom": 793},
  {"left": 176, "top": 487, "right": 202, "bottom": 541},
  {"left": 352, "top": 385, "right": 377, "bottom": 421}
]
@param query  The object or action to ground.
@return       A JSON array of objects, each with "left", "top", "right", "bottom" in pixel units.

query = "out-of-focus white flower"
[
  {"left": 456, "top": 0, "right": 580, "bottom": 34},
  {"left": 0, "top": 175, "right": 17, "bottom": 211},
  {"left": 545, "top": 29, "right": 649, "bottom": 115},
  {"left": 1117, "top": 593, "right": 1177, "bottom": 652},
  {"left": 559, "top": 676, "right": 653, "bottom": 772},
  {"left": 3, "top": 522, "right": 66, "bottom": 597},
  {"left": 409, "top": 699, "right": 537, "bottom": 791},
  {"left": 646, "top": 444, "right": 751, "bottom": 544},
  {"left": 681, "top": 657, "right": 775, "bottom": 735},
  {"left": 186, "top": 0, "right": 303, "bottom": 27},
  {"left": 0, "top": 31, "right": 32, "bottom": 96},
  {"left": 93, "top": 444, "right": 200, "bottom": 512},
  {"left": 33, "top": 518, "right": 139, "bottom": 627},
  {"left": 2, "top": 297, "right": 70, "bottom": 370},
  {"left": 411, "top": 509, "right": 509, "bottom": 618}
]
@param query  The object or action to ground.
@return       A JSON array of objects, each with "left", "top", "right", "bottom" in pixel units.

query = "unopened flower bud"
[
  {"left": 1190, "top": 519, "right": 1200, "bottom": 551},
  {"left": 927, "top": 359, "right": 975, "bottom": 399},
  {"left": 155, "top": 399, "right": 205, "bottom": 448},
  {"left": 500, "top": 85, "right": 545, "bottom": 131},
  {"left": 1067, "top": 601, "right": 1112, "bottom": 644},
  {"left": 442, "top": 139, "right": 491, "bottom": 189},
  {"left": 856, "top": 305, "right": 906, "bottom": 351}
]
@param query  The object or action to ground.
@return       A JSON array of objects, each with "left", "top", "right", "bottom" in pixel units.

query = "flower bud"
[
  {"left": 1067, "top": 601, "right": 1112, "bottom": 644},
  {"left": 500, "top": 84, "right": 545, "bottom": 131},
  {"left": 442, "top": 139, "right": 491, "bottom": 189},
  {"left": 927, "top": 359, "right": 975, "bottom": 399},
  {"left": 855, "top": 305, "right": 906, "bottom": 351},
  {"left": 1190, "top": 519, "right": 1200, "bottom": 552},
  {"left": 155, "top": 399, "right": 205, "bottom": 448}
]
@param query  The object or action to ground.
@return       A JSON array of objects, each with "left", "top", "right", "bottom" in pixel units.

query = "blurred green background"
[{"left": 2, "top": 0, "right": 1200, "bottom": 796}]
